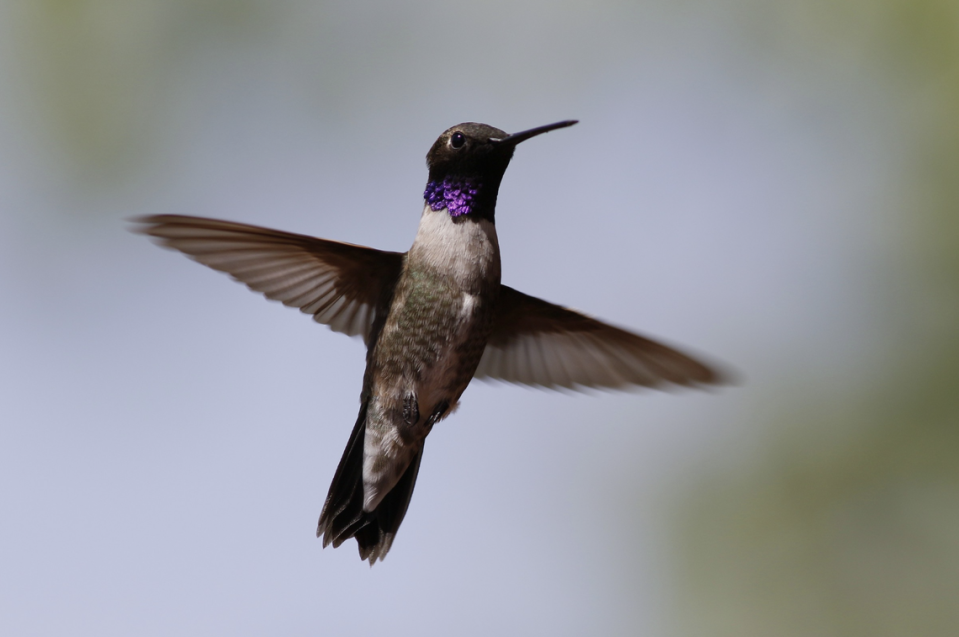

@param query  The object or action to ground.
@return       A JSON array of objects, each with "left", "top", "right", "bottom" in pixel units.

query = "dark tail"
[{"left": 316, "top": 401, "right": 423, "bottom": 564}]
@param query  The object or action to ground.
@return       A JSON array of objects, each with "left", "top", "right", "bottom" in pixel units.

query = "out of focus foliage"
[
  {"left": 670, "top": 2, "right": 959, "bottom": 635},
  {"left": 16, "top": 1, "right": 275, "bottom": 186}
]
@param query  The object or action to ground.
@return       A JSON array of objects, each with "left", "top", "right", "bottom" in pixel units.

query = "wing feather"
[
  {"left": 475, "top": 286, "right": 724, "bottom": 391},
  {"left": 134, "top": 215, "right": 404, "bottom": 342}
]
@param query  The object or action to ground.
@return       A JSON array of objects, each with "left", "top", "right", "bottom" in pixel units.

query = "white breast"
[
  {"left": 408, "top": 204, "right": 500, "bottom": 292},
  {"left": 401, "top": 204, "right": 501, "bottom": 410}
]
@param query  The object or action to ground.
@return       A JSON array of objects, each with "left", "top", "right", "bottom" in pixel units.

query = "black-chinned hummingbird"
[{"left": 136, "top": 120, "right": 724, "bottom": 563}]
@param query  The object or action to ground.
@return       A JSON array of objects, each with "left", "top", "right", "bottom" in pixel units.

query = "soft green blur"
[
  {"left": 667, "top": 2, "right": 959, "bottom": 635},
  {"left": 14, "top": 0, "right": 279, "bottom": 189}
]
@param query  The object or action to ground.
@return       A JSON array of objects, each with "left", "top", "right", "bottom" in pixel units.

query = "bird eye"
[{"left": 450, "top": 132, "right": 466, "bottom": 149}]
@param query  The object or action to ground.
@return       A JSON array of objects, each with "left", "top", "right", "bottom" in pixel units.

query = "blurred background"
[{"left": 1, "top": 1, "right": 957, "bottom": 635}]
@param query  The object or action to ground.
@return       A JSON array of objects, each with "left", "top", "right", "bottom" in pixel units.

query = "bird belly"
[
  {"left": 361, "top": 284, "right": 493, "bottom": 512},
  {"left": 358, "top": 207, "right": 501, "bottom": 512},
  {"left": 408, "top": 290, "right": 482, "bottom": 412}
]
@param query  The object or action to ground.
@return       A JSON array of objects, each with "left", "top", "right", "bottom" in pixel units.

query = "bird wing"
[
  {"left": 474, "top": 285, "right": 723, "bottom": 390},
  {"left": 135, "top": 215, "right": 403, "bottom": 343}
]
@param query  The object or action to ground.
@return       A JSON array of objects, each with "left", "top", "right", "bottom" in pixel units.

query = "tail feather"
[
  {"left": 317, "top": 402, "right": 423, "bottom": 564},
  {"left": 317, "top": 403, "right": 367, "bottom": 549}
]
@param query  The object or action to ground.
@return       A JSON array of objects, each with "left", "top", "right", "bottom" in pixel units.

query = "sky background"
[{"left": 2, "top": 1, "right": 958, "bottom": 635}]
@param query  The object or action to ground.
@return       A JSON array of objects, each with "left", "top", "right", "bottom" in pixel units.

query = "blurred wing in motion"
[
  {"left": 135, "top": 215, "right": 404, "bottom": 342},
  {"left": 475, "top": 285, "right": 724, "bottom": 390}
]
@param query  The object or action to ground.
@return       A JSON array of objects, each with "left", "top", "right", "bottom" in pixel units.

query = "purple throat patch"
[{"left": 424, "top": 178, "right": 481, "bottom": 217}]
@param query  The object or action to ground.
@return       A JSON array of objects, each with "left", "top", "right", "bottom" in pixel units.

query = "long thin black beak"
[{"left": 491, "top": 120, "right": 578, "bottom": 146}]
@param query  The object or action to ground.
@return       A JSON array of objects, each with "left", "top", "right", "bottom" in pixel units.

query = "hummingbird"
[{"left": 136, "top": 120, "right": 723, "bottom": 564}]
